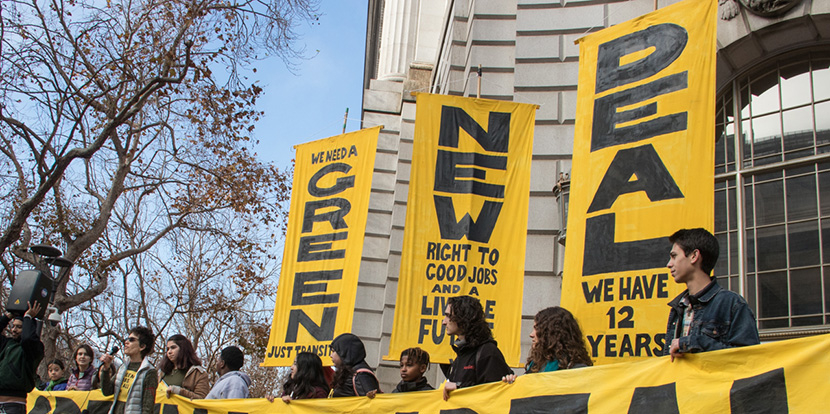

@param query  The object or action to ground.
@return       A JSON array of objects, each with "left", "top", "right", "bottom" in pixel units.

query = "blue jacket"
[
  {"left": 205, "top": 370, "right": 251, "bottom": 399},
  {"left": 663, "top": 280, "right": 760, "bottom": 356}
]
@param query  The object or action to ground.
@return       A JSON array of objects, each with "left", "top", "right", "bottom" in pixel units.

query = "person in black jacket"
[
  {"left": 0, "top": 301, "right": 45, "bottom": 414},
  {"left": 392, "top": 347, "right": 433, "bottom": 393},
  {"left": 441, "top": 295, "right": 512, "bottom": 400},
  {"left": 329, "top": 333, "right": 380, "bottom": 397}
]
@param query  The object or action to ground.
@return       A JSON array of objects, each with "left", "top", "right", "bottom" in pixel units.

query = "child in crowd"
[
  {"left": 39, "top": 359, "right": 68, "bottom": 391},
  {"left": 329, "top": 333, "right": 380, "bottom": 397},
  {"left": 392, "top": 347, "right": 433, "bottom": 393},
  {"left": 280, "top": 352, "right": 330, "bottom": 402}
]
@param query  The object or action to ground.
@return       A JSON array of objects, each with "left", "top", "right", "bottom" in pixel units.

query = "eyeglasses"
[{"left": 125, "top": 337, "right": 139, "bottom": 343}]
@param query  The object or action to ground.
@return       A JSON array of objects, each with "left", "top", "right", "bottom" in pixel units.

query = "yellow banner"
[
  {"left": 560, "top": 0, "right": 717, "bottom": 365},
  {"left": 28, "top": 335, "right": 830, "bottom": 413},
  {"left": 386, "top": 94, "right": 536, "bottom": 365},
  {"left": 263, "top": 126, "right": 380, "bottom": 366}
]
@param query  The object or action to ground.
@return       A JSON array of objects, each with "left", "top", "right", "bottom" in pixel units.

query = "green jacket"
[{"left": 0, "top": 315, "right": 45, "bottom": 398}]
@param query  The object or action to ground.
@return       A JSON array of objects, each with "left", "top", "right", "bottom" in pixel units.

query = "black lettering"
[
  {"left": 160, "top": 403, "right": 180, "bottom": 414},
  {"left": 635, "top": 333, "right": 652, "bottom": 357},
  {"left": 583, "top": 213, "right": 670, "bottom": 276},
  {"left": 434, "top": 150, "right": 506, "bottom": 198},
  {"left": 596, "top": 24, "right": 687, "bottom": 94},
  {"left": 285, "top": 307, "right": 337, "bottom": 341},
  {"left": 587, "top": 144, "right": 683, "bottom": 213},
  {"left": 657, "top": 273, "right": 669, "bottom": 298},
  {"left": 654, "top": 333, "right": 666, "bottom": 355},
  {"left": 619, "top": 334, "right": 634, "bottom": 357},
  {"left": 509, "top": 394, "right": 590, "bottom": 414},
  {"left": 582, "top": 280, "right": 603, "bottom": 303},
  {"left": 308, "top": 163, "right": 355, "bottom": 197},
  {"left": 730, "top": 368, "right": 788, "bottom": 413},
  {"left": 311, "top": 152, "right": 322, "bottom": 164},
  {"left": 439, "top": 106, "right": 510, "bottom": 153},
  {"left": 628, "top": 383, "right": 679, "bottom": 414},
  {"left": 292, "top": 270, "right": 342, "bottom": 305},
  {"left": 605, "top": 334, "right": 617, "bottom": 357},
  {"left": 587, "top": 335, "right": 603, "bottom": 358},
  {"left": 434, "top": 196, "right": 502, "bottom": 243},
  {"left": 302, "top": 198, "right": 351, "bottom": 233},
  {"left": 298, "top": 232, "right": 348, "bottom": 262}
]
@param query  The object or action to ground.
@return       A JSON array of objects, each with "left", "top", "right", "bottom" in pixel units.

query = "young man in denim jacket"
[{"left": 663, "top": 228, "right": 760, "bottom": 361}]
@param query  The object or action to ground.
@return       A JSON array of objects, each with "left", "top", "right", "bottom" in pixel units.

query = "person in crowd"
[
  {"left": 205, "top": 346, "right": 250, "bottom": 399},
  {"left": 99, "top": 326, "right": 158, "bottom": 414},
  {"left": 503, "top": 307, "right": 592, "bottom": 384},
  {"left": 67, "top": 344, "right": 100, "bottom": 391},
  {"left": 664, "top": 228, "right": 760, "bottom": 361},
  {"left": 38, "top": 359, "right": 68, "bottom": 391},
  {"left": 329, "top": 333, "right": 380, "bottom": 397},
  {"left": 441, "top": 295, "right": 512, "bottom": 400},
  {"left": 392, "top": 347, "right": 433, "bottom": 393},
  {"left": 158, "top": 334, "right": 210, "bottom": 399},
  {"left": 277, "top": 352, "right": 329, "bottom": 402},
  {"left": 0, "top": 301, "right": 44, "bottom": 414}
]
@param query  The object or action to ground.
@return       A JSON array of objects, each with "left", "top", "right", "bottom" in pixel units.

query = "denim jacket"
[{"left": 663, "top": 280, "right": 760, "bottom": 356}]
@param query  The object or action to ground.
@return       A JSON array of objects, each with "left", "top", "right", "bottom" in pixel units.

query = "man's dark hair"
[
  {"left": 447, "top": 295, "right": 493, "bottom": 347},
  {"left": 220, "top": 346, "right": 244, "bottom": 371},
  {"left": 129, "top": 326, "right": 155, "bottom": 359},
  {"left": 669, "top": 228, "right": 719, "bottom": 276}
]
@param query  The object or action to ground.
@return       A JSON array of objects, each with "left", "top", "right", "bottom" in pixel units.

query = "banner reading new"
[
  {"left": 560, "top": 0, "right": 717, "bottom": 365},
  {"left": 263, "top": 126, "right": 380, "bottom": 367},
  {"left": 386, "top": 94, "right": 536, "bottom": 366}
]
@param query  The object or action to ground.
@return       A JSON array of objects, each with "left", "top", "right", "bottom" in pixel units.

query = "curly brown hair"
[{"left": 526, "top": 307, "right": 592, "bottom": 372}]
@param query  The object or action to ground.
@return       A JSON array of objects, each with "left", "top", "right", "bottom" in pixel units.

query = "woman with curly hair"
[{"left": 504, "top": 307, "right": 592, "bottom": 383}]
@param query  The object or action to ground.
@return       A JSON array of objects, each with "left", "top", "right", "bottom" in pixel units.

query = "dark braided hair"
[
  {"left": 400, "top": 347, "right": 430, "bottom": 367},
  {"left": 526, "top": 307, "right": 592, "bottom": 372}
]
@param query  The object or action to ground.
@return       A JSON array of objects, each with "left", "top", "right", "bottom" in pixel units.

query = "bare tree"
[{"left": 0, "top": 0, "right": 311, "bottom": 370}]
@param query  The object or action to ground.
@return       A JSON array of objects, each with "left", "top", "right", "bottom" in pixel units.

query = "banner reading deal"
[
  {"left": 560, "top": 0, "right": 717, "bottom": 365},
  {"left": 385, "top": 94, "right": 536, "bottom": 365},
  {"left": 262, "top": 126, "right": 380, "bottom": 367},
  {"left": 27, "top": 334, "right": 830, "bottom": 413}
]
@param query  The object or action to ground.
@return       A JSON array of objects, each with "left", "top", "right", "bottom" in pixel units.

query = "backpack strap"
[{"left": 353, "top": 368, "right": 382, "bottom": 395}]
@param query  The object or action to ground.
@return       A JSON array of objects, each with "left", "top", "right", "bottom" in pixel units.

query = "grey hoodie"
[{"left": 205, "top": 370, "right": 251, "bottom": 399}]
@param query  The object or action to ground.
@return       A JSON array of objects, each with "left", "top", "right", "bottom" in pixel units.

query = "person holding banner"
[
  {"left": 392, "top": 347, "right": 434, "bottom": 393},
  {"left": 329, "top": 333, "right": 380, "bottom": 398},
  {"left": 503, "top": 306, "right": 592, "bottom": 384},
  {"left": 158, "top": 334, "right": 210, "bottom": 399},
  {"left": 664, "top": 229, "right": 760, "bottom": 361},
  {"left": 277, "top": 352, "right": 330, "bottom": 402},
  {"left": 441, "top": 296, "right": 512, "bottom": 400}
]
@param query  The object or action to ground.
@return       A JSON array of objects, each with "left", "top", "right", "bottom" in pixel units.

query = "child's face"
[
  {"left": 48, "top": 364, "right": 63, "bottom": 381},
  {"left": 399, "top": 356, "right": 425, "bottom": 382}
]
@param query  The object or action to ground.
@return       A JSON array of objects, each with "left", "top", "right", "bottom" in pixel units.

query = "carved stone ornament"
[{"left": 719, "top": 0, "right": 803, "bottom": 20}]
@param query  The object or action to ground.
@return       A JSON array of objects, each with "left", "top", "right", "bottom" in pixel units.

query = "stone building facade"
[{"left": 354, "top": 0, "right": 830, "bottom": 391}]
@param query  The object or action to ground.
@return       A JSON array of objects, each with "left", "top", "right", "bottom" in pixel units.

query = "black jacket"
[
  {"left": 444, "top": 339, "right": 512, "bottom": 388},
  {"left": 330, "top": 334, "right": 380, "bottom": 397},
  {"left": 392, "top": 377, "right": 434, "bottom": 393},
  {"left": 0, "top": 315, "right": 45, "bottom": 398}
]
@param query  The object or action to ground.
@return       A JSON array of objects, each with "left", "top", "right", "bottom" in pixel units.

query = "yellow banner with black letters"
[
  {"left": 262, "top": 126, "right": 380, "bottom": 367},
  {"left": 385, "top": 93, "right": 536, "bottom": 366},
  {"left": 560, "top": 0, "right": 717, "bottom": 365},
  {"left": 28, "top": 334, "right": 830, "bottom": 413}
]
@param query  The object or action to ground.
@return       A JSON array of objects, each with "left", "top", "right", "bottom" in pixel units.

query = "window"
[{"left": 715, "top": 50, "right": 830, "bottom": 332}]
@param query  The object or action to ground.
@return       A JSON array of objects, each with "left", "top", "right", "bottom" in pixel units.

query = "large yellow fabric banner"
[
  {"left": 28, "top": 334, "right": 830, "bottom": 413},
  {"left": 262, "top": 126, "right": 380, "bottom": 367},
  {"left": 560, "top": 0, "right": 717, "bottom": 365},
  {"left": 386, "top": 93, "right": 536, "bottom": 365}
]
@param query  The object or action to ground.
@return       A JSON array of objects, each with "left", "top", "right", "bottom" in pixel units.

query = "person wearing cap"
[
  {"left": 0, "top": 301, "right": 44, "bottom": 414},
  {"left": 205, "top": 346, "right": 251, "bottom": 399}
]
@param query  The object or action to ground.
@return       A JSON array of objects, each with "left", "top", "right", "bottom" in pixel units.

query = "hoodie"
[
  {"left": 330, "top": 333, "right": 380, "bottom": 397},
  {"left": 205, "top": 370, "right": 251, "bottom": 399},
  {"left": 445, "top": 338, "right": 512, "bottom": 388}
]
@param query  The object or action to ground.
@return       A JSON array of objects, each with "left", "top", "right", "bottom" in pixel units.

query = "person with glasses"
[
  {"left": 0, "top": 301, "right": 44, "bottom": 414},
  {"left": 99, "top": 327, "right": 157, "bottom": 414}
]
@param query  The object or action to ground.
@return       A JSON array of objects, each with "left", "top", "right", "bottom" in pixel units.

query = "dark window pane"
[
  {"left": 728, "top": 183, "right": 737, "bottom": 230},
  {"left": 790, "top": 267, "right": 822, "bottom": 315},
  {"left": 729, "top": 276, "right": 740, "bottom": 294},
  {"left": 821, "top": 171, "right": 830, "bottom": 216},
  {"left": 714, "top": 232, "right": 728, "bottom": 277},
  {"left": 746, "top": 229, "right": 756, "bottom": 273},
  {"left": 782, "top": 106, "right": 814, "bottom": 153},
  {"left": 744, "top": 182, "right": 754, "bottom": 226},
  {"left": 730, "top": 231, "right": 739, "bottom": 274},
  {"left": 756, "top": 225, "right": 787, "bottom": 271},
  {"left": 750, "top": 70, "right": 781, "bottom": 116},
  {"left": 788, "top": 220, "right": 820, "bottom": 267},
  {"left": 824, "top": 266, "right": 830, "bottom": 316},
  {"left": 758, "top": 271, "right": 788, "bottom": 319},
  {"left": 760, "top": 318, "right": 789, "bottom": 329},
  {"left": 715, "top": 189, "right": 727, "bottom": 232},
  {"left": 818, "top": 101, "right": 830, "bottom": 149},
  {"left": 748, "top": 272, "right": 757, "bottom": 313},
  {"left": 822, "top": 219, "right": 830, "bottom": 263},
  {"left": 792, "top": 316, "right": 823, "bottom": 327},
  {"left": 742, "top": 119, "right": 753, "bottom": 165},
  {"left": 786, "top": 174, "right": 817, "bottom": 221},
  {"left": 755, "top": 180, "right": 785, "bottom": 225},
  {"left": 780, "top": 61, "right": 811, "bottom": 109}
]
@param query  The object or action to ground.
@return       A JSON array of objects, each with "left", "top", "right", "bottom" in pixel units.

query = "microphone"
[{"left": 109, "top": 346, "right": 119, "bottom": 355}]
